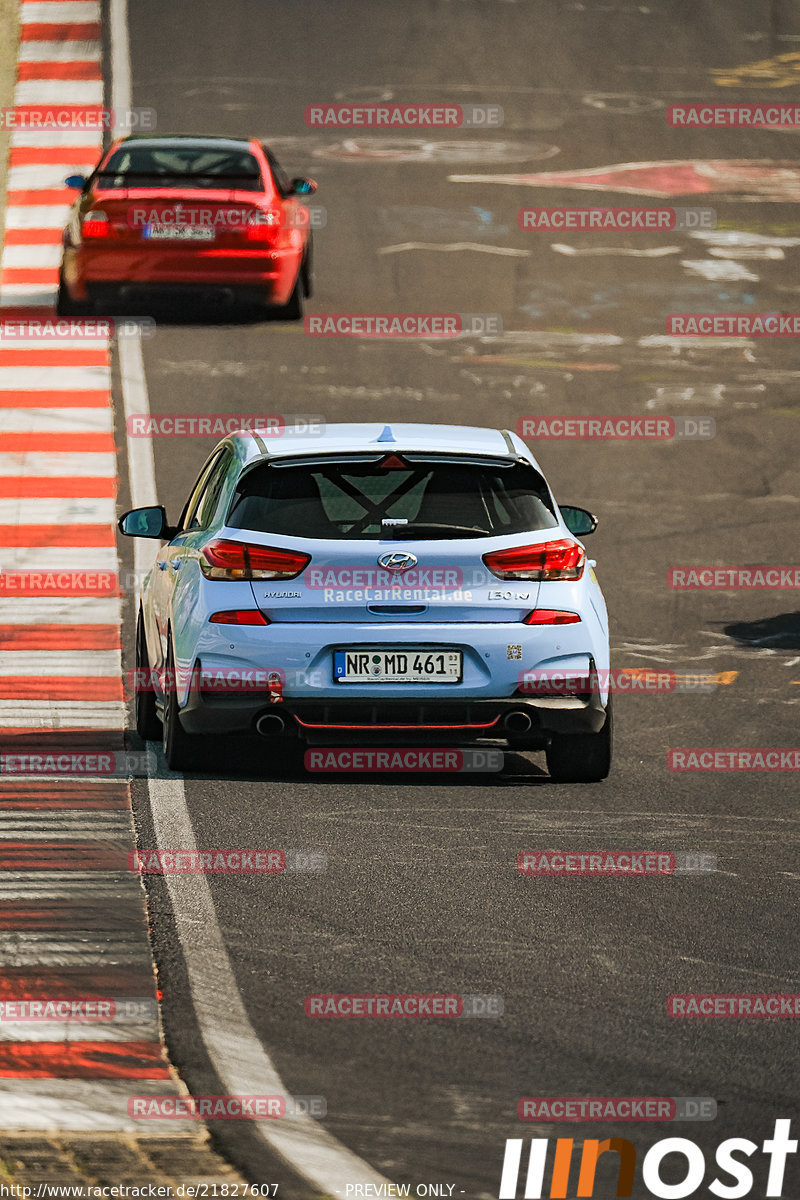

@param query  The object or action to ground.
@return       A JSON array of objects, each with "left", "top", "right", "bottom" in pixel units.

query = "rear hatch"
[{"left": 226, "top": 452, "right": 563, "bottom": 623}]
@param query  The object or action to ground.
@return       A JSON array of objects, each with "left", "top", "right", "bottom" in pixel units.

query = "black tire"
[
  {"left": 135, "top": 611, "right": 161, "bottom": 741},
  {"left": 301, "top": 235, "right": 313, "bottom": 299},
  {"left": 276, "top": 273, "right": 303, "bottom": 321},
  {"left": 545, "top": 695, "right": 613, "bottom": 783},
  {"left": 56, "top": 270, "right": 89, "bottom": 316},
  {"left": 162, "top": 637, "right": 198, "bottom": 772}
]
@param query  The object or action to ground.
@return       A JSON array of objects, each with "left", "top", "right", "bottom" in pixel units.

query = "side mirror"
[
  {"left": 560, "top": 505, "right": 598, "bottom": 537},
  {"left": 65, "top": 174, "right": 88, "bottom": 190},
  {"left": 290, "top": 177, "right": 317, "bottom": 196},
  {"left": 118, "top": 505, "right": 172, "bottom": 540}
]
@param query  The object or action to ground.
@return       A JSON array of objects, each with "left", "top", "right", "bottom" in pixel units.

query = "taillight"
[
  {"left": 483, "top": 539, "right": 585, "bottom": 582},
  {"left": 209, "top": 610, "right": 270, "bottom": 625},
  {"left": 200, "top": 539, "right": 310, "bottom": 581},
  {"left": 244, "top": 210, "right": 281, "bottom": 243},
  {"left": 523, "top": 609, "right": 581, "bottom": 625},
  {"left": 82, "top": 210, "right": 110, "bottom": 238}
]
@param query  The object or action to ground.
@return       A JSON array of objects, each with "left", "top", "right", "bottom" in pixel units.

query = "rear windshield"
[
  {"left": 226, "top": 457, "right": 559, "bottom": 540},
  {"left": 97, "top": 144, "right": 263, "bottom": 191}
]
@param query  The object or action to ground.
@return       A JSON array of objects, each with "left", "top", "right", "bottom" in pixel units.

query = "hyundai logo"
[{"left": 378, "top": 551, "right": 418, "bottom": 573}]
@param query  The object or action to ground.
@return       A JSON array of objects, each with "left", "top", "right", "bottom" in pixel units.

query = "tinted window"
[
  {"left": 227, "top": 458, "right": 558, "bottom": 540},
  {"left": 179, "top": 450, "right": 225, "bottom": 532},
  {"left": 98, "top": 144, "right": 263, "bottom": 191}
]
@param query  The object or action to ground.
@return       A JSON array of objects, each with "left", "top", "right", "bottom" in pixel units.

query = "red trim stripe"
[
  {"left": 0, "top": 971, "right": 153, "bottom": 1000},
  {"left": 0, "top": 1042, "right": 170, "bottom": 1080},
  {"left": 18, "top": 62, "right": 102, "bottom": 82},
  {"left": 2, "top": 228, "right": 65, "bottom": 244},
  {"left": 0, "top": 525, "right": 115, "bottom": 547},
  {"left": 0, "top": 479, "right": 116, "bottom": 497},
  {"left": 0, "top": 432, "right": 114, "bottom": 451},
  {"left": 0, "top": 679, "right": 123, "bottom": 700},
  {"left": 9, "top": 148, "right": 99, "bottom": 167},
  {"left": 0, "top": 267, "right": 58, "bottom": 284},
  {"left": 0, "top": 391, "right": 109, "bottom": 407},
  {"left": 0, "top": 349, "right": 108, "bottom": 366},
  {"left": 0, "top": 780, "right": 127, "bottom": 806},
  {"left": 7, "top": 188, "right": 75, "bottom": 204},
  {"left": 0, "top": 845, "right": 129, "bottom": 871},
  {"left": 20, "top": 21, "right": 102, "bottom": 39},
  {"left": 0, "top": 627, "right": 120, "bottom": 650}
]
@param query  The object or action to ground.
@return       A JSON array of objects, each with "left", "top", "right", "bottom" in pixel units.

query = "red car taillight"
[
  {"left": 244, "top": 210, "right": 282, "bottom": 243},
  {"left": 482, "top": 539, "right": 585, "bottom": 582},
  {"left": 522, "top": 609, "right": 582, "bottom": 625},
  {"left": 209, "top": 610, "right": 270, "bottom": 625},
  {"left": 82, "top": 210, "right": 110, "bottom": 238},
  {"left": 200, "top": 539, "right": 310, "bottom": 581}
]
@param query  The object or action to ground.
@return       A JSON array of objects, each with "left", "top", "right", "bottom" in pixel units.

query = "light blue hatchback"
[{"left": 119, "top": 423, "right": 612, "bottom": 780}]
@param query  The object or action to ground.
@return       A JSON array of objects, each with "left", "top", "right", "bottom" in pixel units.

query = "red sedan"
[{"left": 58, "top": 134, "right": 317, "bottom": 318}]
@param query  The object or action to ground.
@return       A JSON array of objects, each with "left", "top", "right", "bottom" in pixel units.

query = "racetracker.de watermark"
[
  {"left": 127, "top": 205, "right": 326, "bottom": 231},
  {"left": 667, "top": 313, "right": 800, "bottom": 336},
  {"left": 667, "top": 103, "right": 800, "bottom": 127},
  {"left": 0, "top": 997, "right": 158, "bottom": 1022},
  {"left": 126, "top": 413, "right": 324, "bottom": 438},
  {"left": 517, "top": 416, "right": 715, "bottom": 440},
  {"left": 304, "top": 313, "right": 501, "bottom": 337},
  {"left": 668, "top": 566, "right": 800, "bottom": 589},
  {"left": 304, "top": 748, "right": 503, "bottom": 773},
  {"left": 305, "top": 103, "right": 503, "bottom": 128},
  {"left": 667, "top": 749, "right": 800, "bottom": 772},
  {"left": 0, "top": 318, "right": 155, "bottom": 341},
  {"left": 516, "top": 850, "right": 717, "bottom": 875},
  {"left": 129, "top": 849, "right": 326, "bottom": 873},
  {"left": 305, "top": 994, "right": 503, "bottom": 1017},
  {"left": 128, "top": 1095, "right": 326, "bottom": 1119},
  {"left": 0, "top": 106, "right": 156, "bottom": 130},
  {"left": 668, "top": 994, "right": 800, "bottom": 1017},
  {"left": 518, "top": 207, "right": 716, "bottom": 231},
  {"left": 518, "top": 1097, "right": 717, "bottom": 1121},
  {"left": 0, "top": 751, "right": 154, "bottom": 777},
  {"left": 517, "top": 668, "right": 720, "bottom": 695}
]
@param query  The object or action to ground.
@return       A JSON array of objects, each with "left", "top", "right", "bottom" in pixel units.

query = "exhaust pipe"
[
  {"left": 504, "top": 711, "right": 532, "bottom": 734},
  {"left": 256, "top": 712, "right": 286, "bottom": 737}
]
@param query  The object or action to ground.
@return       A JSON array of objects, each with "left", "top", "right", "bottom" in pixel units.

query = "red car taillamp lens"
[
  {"left": 244, "top": 210, "right": 282, "bottom": 243},
  {"left": 82, "top": 210, "right": 110, "bottom": 238},
  {"left": 482, "top": 539, "right": 585, "bottom": 582},
  {"left": 522, "top": 609, "right": 582, "bottom": 625},
  {"left": 200, "top": 539, "right": 310, "bottom": 581},
  {"left": 209, "top": 610, "right": 270, "bottom": 625}
]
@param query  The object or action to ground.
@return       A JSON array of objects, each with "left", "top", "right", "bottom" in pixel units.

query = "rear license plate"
[
  {"left": 143, "top": 225, "right": 215, "bottom": 242},
  {"left": 334, "top": 649, "right": 462, "bottom": 683}
]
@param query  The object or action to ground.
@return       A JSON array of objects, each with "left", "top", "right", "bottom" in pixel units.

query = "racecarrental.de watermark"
[
  {"left": 497, "top": 1119, "right": 797, "bottom": 1198},
  {"left": 0, "top": 106, "right": 156, "bottom": 130},
  {"left": 668, "top": 749, "right": 800, "bottom": 772},
  {"left": 0, "top": 752, "right": 155, "bottom": 777},
  {"left": 305, "top": 103, "right": 503, "bottom": 128},
  {"left": 0, "top": 318, "right": 155, "bottom": 341},
  {"left": 304, "top": 313, "right": 502, "bottom": 337},
  {"left": 667, "top": 313, "right": 800, "bottom": 336},
  {"left": 517, "top": 1097, "right": 717, "bottom": 1122},
  {"left": 668, "top": 995, "right": 800, "bottom": 1018},
  {"left": 668, "top": 566, "right": 800, "bottom": 589},
  {"left": 129, "top": 849, "right": 326, "bottom": 873},
  {"left": 519, "top": 207, "right": 716, "bottom": 231},
  {"left": 304, "top": 748, "right": 503, "bottom": 773},
  {"left": 127, "top": 205, "right": 326, "bottom": 231},
  {"left": 305, "top": 994, "right": 503, "bottom": 1017},
  {"left": 517, "top": 416, "right": 715, "bottom": 440},
  {"left": 667, "top": 103, "right": 800, "bottom": 127}
]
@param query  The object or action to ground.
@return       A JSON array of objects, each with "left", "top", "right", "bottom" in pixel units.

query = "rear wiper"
[{"left": 389, "top": 522, "right": 490, "bottom": 539}]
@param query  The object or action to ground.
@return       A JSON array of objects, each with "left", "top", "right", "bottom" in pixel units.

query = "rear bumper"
[{"left": 178, "top": 688, "right": 609, "bottom": 744}]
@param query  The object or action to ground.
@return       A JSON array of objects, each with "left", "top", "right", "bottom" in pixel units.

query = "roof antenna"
[{"left": 375, "top": 425, "right": 395, "bottom": 443}]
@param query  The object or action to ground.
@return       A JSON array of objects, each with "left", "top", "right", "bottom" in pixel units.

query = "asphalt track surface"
[{"left": 120, "top": 1, "right": 800, "bottom": 1195}]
